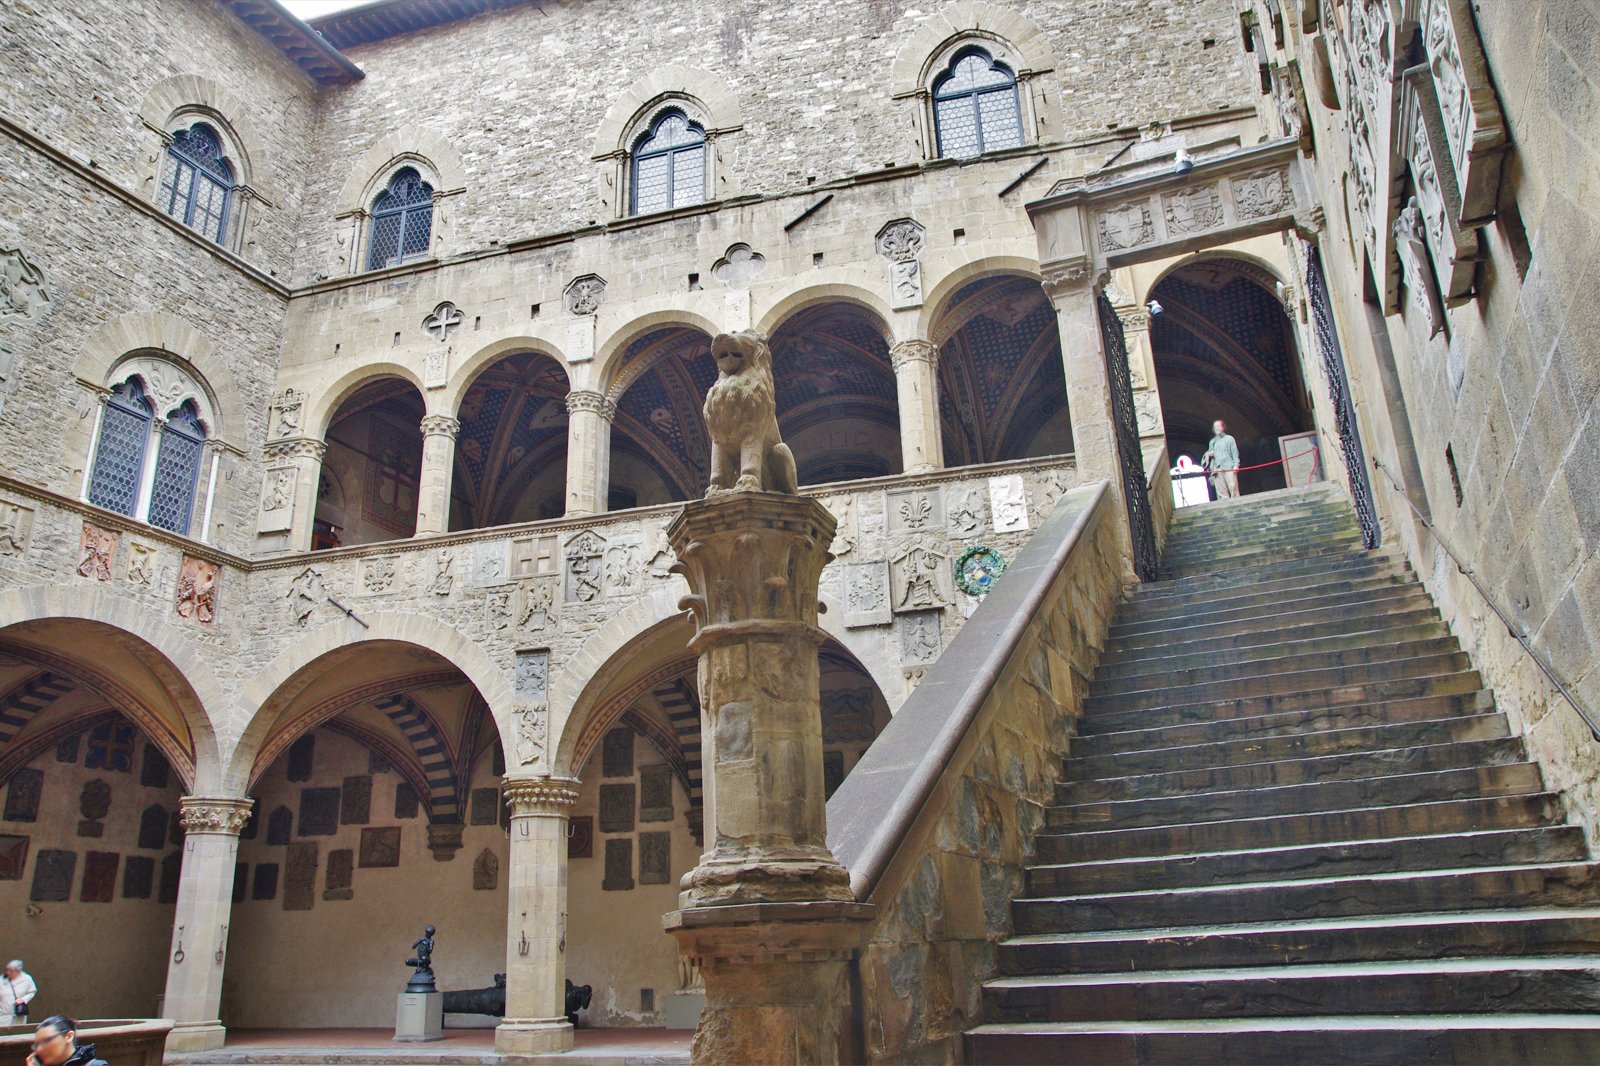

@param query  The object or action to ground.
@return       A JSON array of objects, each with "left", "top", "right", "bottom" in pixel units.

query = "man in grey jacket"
[{"left": 1202, "top": 419, "right": 1241, "bottom": 499}]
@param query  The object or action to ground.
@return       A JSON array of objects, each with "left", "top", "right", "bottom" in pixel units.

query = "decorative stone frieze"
[
  {"left": 1418, "top": 0, "right": 1506, "bottom": 223},
  {"left": 502, "top": 778, "right": 579, "bottom": 817}
]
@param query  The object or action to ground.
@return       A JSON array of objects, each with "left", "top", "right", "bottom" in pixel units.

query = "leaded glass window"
[
  {"left": 933, "top": 48, "right": 1025, "bottom": 159},
  {"left": 366, "top": 167, "right": 435, "bottom": 270},
  {"left": 88, "top": 380, "right": 153, "bottom": 516},
  {"left": 148, "top": 403, "right": 206, "bottom": 534},
  {"left": 631, "top": 110, "right": 707, "bottom": 216},
  {"left": 158, "top": 124, "right": 234, "bottom": 244}
]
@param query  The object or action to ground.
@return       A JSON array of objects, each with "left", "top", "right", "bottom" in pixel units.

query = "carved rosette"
[
  {"left": 889, "top": 339, "right": 939, "bottom": 372},
  {"left": 503, "top": 778, "right": 580, "bottom": 818},
  {"left": 420, "top": 414, "right": 460, "bottom": 440},
  {"left": 263, "top": 438, "right": 328, "bottom": 463},
  {"left": 565, "top": 390, "right": 617, "bottom": 422},
  {"left": 179, "top": 796, "right": 255, "bottom": 835}
]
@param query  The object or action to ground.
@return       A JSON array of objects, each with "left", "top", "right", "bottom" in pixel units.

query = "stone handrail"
[{"left": 1146, "top": 442, "right": 1174, "bottom": 558}]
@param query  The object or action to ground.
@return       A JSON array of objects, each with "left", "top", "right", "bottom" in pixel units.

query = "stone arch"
[
  {"left": 138, "top": 73, "right": 270, "bottom": 198},
  {"left": 228, "top": 611, "right": 514, "bottom": 793},
  {"left": 73, "top": 311, "right": 246, "bottom": 447},
  {"left": 890, "top": 1, "right": 1058, "bottom": 96},
  {"left": 1137, "top": 248, "right": 1291, "bottom": 307},
  {"left": 594, "top": 308, "right": 723, "bottom": 396},
  {"left": 920, "top": 255, "right": 1043, "bottom": 340},
  {"left": 0, "top": 583, "right": 228, "bottom": 792},
  {"left": 307, "top": 362, "right": 428, "bottom": 438},
  {"left": 754, "top": 279, "right": 897, "bottom": 342},
  {"left": 447, "top": 333, "right": 573, "bottom": 412},
  {"left": 591, "top": 65, "right": 744, "bottom": 160},
  {"left": 336, "top": 125, "right": 467, "bottom": 213}
]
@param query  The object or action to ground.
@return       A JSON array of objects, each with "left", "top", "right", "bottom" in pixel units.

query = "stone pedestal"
[
  {"left": 664, "top": 493, "right": 875, "bottom": 1064},
  {"left": 495, "top": 777, "right": 578, "bottom": 1055},
  {"left": 161, "top": 796, "right": 254, "bottom": 1054},
  {"left": 394, "top": 990, "right": 443, "bottom": 1042}
]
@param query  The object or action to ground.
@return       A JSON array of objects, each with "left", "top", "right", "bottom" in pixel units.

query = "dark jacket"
[{"left": 63, "top": 1041, "right": 109, "bottom": 1066}]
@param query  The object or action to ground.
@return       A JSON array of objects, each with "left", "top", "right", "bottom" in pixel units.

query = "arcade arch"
[
  {"left": 319, "top": 377, "right": 426, "bottom": 547},
  {"left": 449, "top": 351, "right": 570, "bottom": 529}
]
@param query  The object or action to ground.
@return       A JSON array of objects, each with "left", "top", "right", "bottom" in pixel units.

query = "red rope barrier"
[{"left": 1185, "top": 445, "right": 1322, "bottom": 487}]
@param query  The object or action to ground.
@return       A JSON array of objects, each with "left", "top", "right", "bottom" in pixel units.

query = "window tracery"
[
  {"left": 932, "top": 47, "right": 1025, "bottom": 159},
  {"left": 158, "top": 123, "right": 234, "bottom": 244},
  {"left": 630, "top": 109, "right": 707, "bottom": 215},
  {"left": 366, "top": 167, "right": 436, "bottom": 270},
  {"left": 86, "top": 362, "right": 213, "bottom": 536}
]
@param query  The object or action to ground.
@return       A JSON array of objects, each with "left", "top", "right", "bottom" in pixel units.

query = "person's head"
[
  {"left": 1213, "top": 419, "right": 1226, "bottom": 436},
  {"left": 4, "top": 959, "right": 20, "bottom": 978},
  {"left": 31, "top": 1017, "right": 78, "bottom": 1066}
]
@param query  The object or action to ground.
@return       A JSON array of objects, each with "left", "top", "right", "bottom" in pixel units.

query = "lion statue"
[{"left": 702, "top": 329, "right": 798, "bottom": 496}]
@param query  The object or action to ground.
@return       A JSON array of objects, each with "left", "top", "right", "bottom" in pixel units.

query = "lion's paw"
[{"left": 733, "top": 474, "right": 763, "bottom": 492}]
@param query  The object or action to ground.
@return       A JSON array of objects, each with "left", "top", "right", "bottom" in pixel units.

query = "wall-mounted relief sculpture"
[
  {"left": 988, "top": 475, "right": 1029, "bottom": 533},
  {"left": 0, "top": 498, "right": 35, "bottom": 558},
  {"left": 564, "top": 274, "right": 607, "bottom": 316},
  {"left": 323, "top": 849, "right": 354, "bottom": 902},
  {"left": 843, "top": 560, "right": 892, "bottom": 627},
  {"left": 126, "top": 542, "right": 157, "bottom": 587},
  {"left": 711, "top": 243, "right": 767, "bottom": 290},
  {"left": 0, "top": 247, "right": 51, "bottom": 321},
  {"left": 1134, "top": 391, "right": 1165, "bottom": 438},
  {"left": 826, "top": 495, "right": 856, "bottom": 557},
  {"left": 564, "top": 529, "right": 606, "bottom": 603},
  {"left": 1418, "top": 0, "right": 1506, "bottom": 224},
  {"left": 362, "top": 555, "right": 399, "bottom": 594},
  {"left": 258, "top": 467, "right": 296, "bottom": 533},
  {"left": 1399, "top": 66, "right": 1482, "bottom": 306},
  {"left": 77, "top": 522, "right": 117, "bottom": 582},
  {"left": 899, "top": 610, "right": 942, "bottom": 666},
  {"left": 602, "top": 728, "right": 633, "bottom": 778},
  {"left": 287, "top": 566, "right": 326, "bottom": 627},
  {"left": 876, "top": 218, "right": 926, "bottom": 310},
  {"left": 512, "top": 533, "right": 558, "bottom": 579},
  {"left": 422, "top": 300, "right": 463, "bottom": 344},
  {"left": 484, "top": 586, "right": 514, "bottom": 633},
  {"left": 947, "top": 486, "right": 986, "bottom": 539},
  {"left": 603, "top": 534, "right": 643, "bottom": 597},
  {"left": 955, "top": 546, "right": 1007, "bottom": 599},
  {"left": 358, "top": 826, "right": 401, "bottom": 868},
  {"left": 174, "top": 555, "right": 219, "bottom": 624},
  {"left": 270, "top": 388, "right": 304, "bottom": 440},
  {"left": 283, "top": 843, "right": 319, "bottom": 911},
  {"left": 890, "top": 542, "right": 950, "bottom": 612},
  {"left": 644, "top": 527, "right": 676, "bottom": 578},
  {"left": 1232, "top": 168, "right": 1296, "bottom": 219},
  {"left": 431, "top": 550, "right": 455, "bottom": 596},
  {"left": 1162, "top": 184, "right": 1225, "bottom": 235},
  {"left": 512, "top": 649, "right": 549, "bottom": 770},
  {"left": 886, "top": 485, "right": 944, "bottom": 535},
  {"left": 4, "top": 768, "right": 42, "bottom": 823},
  {"left": 1393, "top": 199, "right": 1446, "bottom": 338},
  {"left": 77, "top": 779, "right": 111, "bottom": 838},
  {"left": 472, "top": 539, "right": 511, "bottom": 588},
  {"left": 639, "top": 764, "right": 673, "bottom": 823},
  {"left": 1098, "top": 200, "right": 1156, "bottom": 252},
  {"left": 473, "top": 848, "right": 499, "bottom": 891},
  {"left": 516, "top": 577, "right": 557, "bottom": 633}
]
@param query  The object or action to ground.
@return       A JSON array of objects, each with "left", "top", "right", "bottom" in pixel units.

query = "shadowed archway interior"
[
  {"left": 320, "top": 377, "right": 426, "bottom": 548},
  {"left": 449, "top": 351, "right": 570, "bottom": 529}
]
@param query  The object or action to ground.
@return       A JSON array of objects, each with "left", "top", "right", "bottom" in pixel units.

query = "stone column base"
[
  {"left": 495, "top": 1017, "right": 574, "bottom": 1054},
  {"left": 164, "top": 1022, "right": 227, "bottom": 1053}
]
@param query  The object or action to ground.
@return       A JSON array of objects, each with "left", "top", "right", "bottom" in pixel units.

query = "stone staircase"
[{"left": 967, "top": 485, "right": 1600, "bottom": 1065}]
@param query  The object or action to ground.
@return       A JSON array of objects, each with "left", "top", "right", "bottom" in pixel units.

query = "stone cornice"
[
  {"left": 179, "top": 795, "right": 255, "bottom": 835},
  {"left": 503, "top": 778, "right": 580, "bottom": 816}
]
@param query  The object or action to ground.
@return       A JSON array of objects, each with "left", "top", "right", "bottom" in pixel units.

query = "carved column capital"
[
  {"left": 420, "top": 414, "right": 460, "bottom": 439},
  {"left": 178, "top": 796, "right": 255, "bottom": 836},
  {"left": 889, "top": 339, "right": 939, "bottom": 371},
  {"left": 264, "top": 437, "right": 327, "bottom": 462},
  {"left": 1039, "top": 259, "right": 1105, "bottom": 302},
  {"left": 565, "top": 390, "right": 617, "bottom": 422},
  {"left": 503, "top": 777, "right": 580, "bottom": 818},
  {"left": 1116, "top": 306, "right": 1151, "bottom": 332}
]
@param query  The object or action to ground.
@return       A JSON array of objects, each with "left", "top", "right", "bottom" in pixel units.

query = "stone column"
[
  {"left": 415, "top": 414, "right": 460, "bottom": 535},
  {"left": 564, "top": 390, "right": 616, "bottom": 517},
  {"left": 264, "top": 438, "right": 327, "bottom": 551},
  {"left": 162, "top": 796, "right": 253, "bottom": 1053},
  {"left": 664, "top": 493, "right": 874, "bottom": 1065},
  {"left": 890, "top": 339, "right": 943, "bottom": 475},
  {"left": 496, "top": 777, "right": 579, "bottom": 1055}
]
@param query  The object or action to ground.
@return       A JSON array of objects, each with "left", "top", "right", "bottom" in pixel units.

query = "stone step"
[
  {"left": 1065, "top": 708, "right": 1508, "bottom": 776},
  {"left": 966, "top": 1015, "right": 1600, "bottom": 1066},
  {"left": 1034, "top": 792, "right": 1564, "bottom": 864},
  {"left": 1118, "top": 561, "right": 1412, "bottom": 619},
  {"left": 1132, "top": 548, "right": 1404, "bottom": 598},
  {"left": 998, "top": 907, "right": 1600, "bottom": 975},
  {"left": 1091, "top": 636, "right": 1465, "bottom": 697},
  {"left": 1109, "top": 583, "right": 1431, "bottom": 641},
  {"left": 1082, "top": 653, "right": 1474, "bottom": 716},
  {"left": 1161, "top": 528, "right": 1367, "bottom": 571},
  {"left": 1023, "top": 825, "right": 1586, "bottom": 896},
  {"left": 1161, "top": 542, "right": 1375, "bottom": 580},
  {"left": 1115, "top": 573, "right": 1420, "bottom": 634},
  {"left": 1059, "top": 737, "right": 1528, "bottom": 804},
  {"left": 1102, "top": 615, "right": 1449, "bottom": 671},
  {"left": 983, "top": 956, "right": 1600, "bottom": 1023},
  {"left": 1013, "top": 862, "right": 1600, "bottom": 935},
  {"left": 1081, "top": 670, "right": 1487, "bottom": 734},
  {"left": 1046, "top": 763, "right": 1542, "bottom": 832}
]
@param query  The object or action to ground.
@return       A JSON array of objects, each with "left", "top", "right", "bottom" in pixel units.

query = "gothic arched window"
[
  {"left": 367, "top": 167, "right": 435, "bottom": 270},
  {"left": 159, "top": 124, "right": 235, "bottom": 244},
  {"left": 87, "top": 377, "right": 209, "bottom": 535},
  {"left": 631, "top": 110, "right": 707, "bottom": 216},
  {"left": 932, "top": 47, "right": 1025, "bottom": 159}
]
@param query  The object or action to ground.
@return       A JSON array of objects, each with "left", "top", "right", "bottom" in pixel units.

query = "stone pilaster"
[
  {"left": 496, "top": 777, "right": 579, "bottom": 1055},
  {"left": 664, "top": 493, "right": 874, "bottom": 1065},
  {"left": 890, "top": 339, "right": 944, "bottom": 475},
  {"left": 415, "top": 414, "right": 460, "bottom": 536},
  {"left": 263, "top": 437, "right": 326, "bottom": 551},
  {"left": 564, "top": 390, "right": 616, "bottom": 517},
  {"left": 162, "top": 796, "right": 254, "bottom": 1054}
]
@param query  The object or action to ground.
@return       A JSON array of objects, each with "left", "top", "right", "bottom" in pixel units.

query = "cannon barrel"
[{"left": 441, "top": 973, "right": 506, "bottom": 1017}]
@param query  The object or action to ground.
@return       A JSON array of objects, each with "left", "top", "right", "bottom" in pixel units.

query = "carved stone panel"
[
  {"left": 80, "top": 851, "right": 118, "bottom": 903},
  {"left": 361, "top": 555, "right": 399, "bottom": 595},
  {"left": 0, "top": 247, "right": 52, "bottom": 320},
  {"left": 484, "top": 586, "right": 514, "bottom": 633},
  {"left": 843, "top": 560, "right": 892, "bottom": 628},
  {"left": 323, "top": 848, "right": 354, "bottom": 901},
  {"left": 471, "top": 787, "right": 500, "bottom": 825},
  {"left": 1420, "top": 0, "right": 1506, "bottom": 223},
  {"left": 259, "top": 467, "right": 295, "bottom": 533},
  {"left": 899, "top": 610, "right": 943, "bottom": 665},
  {"left": 1394, "top": 200, "right": 1446, "bottom": 338},
  {"left": 77, "top": 522, "right": 117, "bottom": 582},
  {"left": 31, "top": 849, "right": 75, "bottom": 901},
  {"left": 513, "top": 649, "right": 550, "bottom": 770},
  {"left": 1162, "top": 184, "right": 1225, "bottom": 235},
  {"left": 341, "top": 775, "right": 372, "bottom": 825},
  {"left": 602, "top": 837, "right": 633, "bottom": 891},
  {"left": 639, "top": 831, "right": 671, "bottom": 885},
  {"left": 989, "top": 474, "right": 1029, "bottom": 533},
  {"left": 712, "top": 243, "right": 767, "bottom": 290},
  {"left": 1231, "top": 168, "right": 1296, "bottom": 220},
  {"left": 512, "top": 533, "right": 559, "bottom": 579},
  {"left": 1134, "top": 391, "right": 1166, "bottom": 438},
  {"left": 598, "top": 783, "right": 635, "bottom": 833},
  {"left": 267, "top": 805, "right": 293, "bottom": 845},
  {"left": 252, "top": 862, "right": 280, "bottom": 901},
  {"left": 472, "top": 539, "right": 511, "bottom": 588},
  {"left": 4, "top": 768, "right": 42, "bottom": 822},
  {"left": 564, "top": 274, "right": 607, "bottom": 315},
  {"left": 946, "top": 486, "right": 986, "bottom": 538},
  {"left": 175, "top": 556, "right": 219, "bottom": 624},
  {"left": 603, "top": 535, "right": 643, "bottom": 598},
  {"left": 889, "top": 542, "right": 950, "bottom": 612},
  {"left": 876, "top": 219, "right": 926, "bottom": 310},
  {"left": 0, "top": 834, "right": 28, "bottom": 880},
  {"left": 394, "top": 783, "right": 420, "bottom": 820},
  {"left": 270, "top": 388, "right": 304, "bottom": 440},
  {"left": 0, "top": 498, "right": 35, "bottom": 558},
  {"left": 122, "top": 854, "right": 153, "bottom": 899},
  {"left": 1098, "top": 200, "right": 1156, "bottom": 252},
  {"left": 602, "top": 727, "right": 634, "bottom": 778},
  {"left": 298, "top": 787, "right": 341, "bottom": 837},
  {"left": 886, "top": 486, "right": 944, "bottom": 535},
  {"left": 516, "top": 578, "right": 557, "bottom": 634},
  {"left": 359, "top": 826, "right": 401, "bottom": 868},
  {"left": 564, "top": 530, "right": 606, "bottom": 603},
  {"left": 283, "top": 842, "right": 318, "bottom": 911},
  {"left": 639, "top": 765, "right": 673, "bottom": 823},
  {"left": 473, "top": 847, "right": 499, "bottom": 891},
  {"left": 1400, "top": 66, "right": 1482, "bottom": 305}
]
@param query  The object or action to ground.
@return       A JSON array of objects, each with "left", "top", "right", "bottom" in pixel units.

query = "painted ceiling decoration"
[
  {"left": 452, "top": 352, "right": 569, "bottom": 526},
  {"left": 935, "top": 275, "right": 1071, "bottom": 466}
]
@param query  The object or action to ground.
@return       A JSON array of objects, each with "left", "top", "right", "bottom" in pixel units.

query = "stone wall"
[
  {"left": 827, "top": 481, "right": 1127, "bottom": 1063},
  {"left": 1243, "top": 0, "right": 1600, "bottom": 839}
]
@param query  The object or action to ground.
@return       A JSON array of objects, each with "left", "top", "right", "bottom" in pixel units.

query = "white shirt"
[{"left": 7, "top": 972, "right": 36, "bottom": 1009}]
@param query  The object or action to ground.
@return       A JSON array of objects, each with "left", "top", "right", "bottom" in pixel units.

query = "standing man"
[
  {"left": 6, "top": 959, "right": 36, "bottom": 1025},
  {"left": 1202, "top": 419, "right": 1241, "bottom": 499}
]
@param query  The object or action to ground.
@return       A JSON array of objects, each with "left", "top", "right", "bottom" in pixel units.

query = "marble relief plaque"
[
  {"left": 639, "top": 765, "right": 673, "bottom": 823},
  {"left": 886, "top": 486, "right": 944, "bottom": 535},
  {"left": 602, "top": 837, "right": 633, "bottom": 891},
  {"left": 394, "top": 782, "right": 420, "bottom": 820},
  {"left": 324, "top": 849, "right": 354, "bottom": 900},
  {"left": 31, "top": 849, "right": 75, "bottom": 901},
  {"left": 4, "top": 768, "right": 42, "bottom": 822},
  {"left": 0, "top": 834, "right": 29, "bottom": 880},
  {"left": 80, "top": 851, "right": 118, "bottom": 902},
  {"left": 598, "top": 784, "right": 635, "bottom": 833},
  {"left": 639, "top": 832, "right": 671, "bottom": 885},
  {"left": 989, "top": 474, "right": 1029, "bottom": 533},
  {"left": 341, "top": 775, "right": 372, "bottom": 825},
  {"left": 122, "top": 854, "right": 153, "bottom": 899},
  {"left": 359, "top": 826, "right": 401, "bottom": 868},
  {"left": 297, "top": 788, "right": 341, "bottom": 837},
  {"left": 843, "top": 561, "right": 891, "bottom": 628},
  {"left": 283, "top": 842, "right": 318, "bottom": 911},
  {"left": 473, "top": 848, "right": 499, "bottom": 891},
  {"left": 602, "top": 728, "right": 633, "bottom": 778},
  {"left": 471, "top": 787, "right": 500, "bottom": 826}
]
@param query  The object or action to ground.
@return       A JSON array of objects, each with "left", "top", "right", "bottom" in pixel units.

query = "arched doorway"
[
  {"left": 1148, "top": 258, "right": 1316, "bottom": 494},
  {"left": 319, "top": 378, "right": 426, "bottom": 547},
  {"left": 225, "top": 641, "right": 506, "bottom": 1029},
  {"left": 933, "top": 275, "right": 1072, "bottom": 466},
  {"left": 450, "top": 352, "right": 570, "bottom": 529}
]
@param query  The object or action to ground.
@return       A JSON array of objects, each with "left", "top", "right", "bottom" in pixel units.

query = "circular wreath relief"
[{"left": 954, "top": 545, "right": 1006, "bottom": 597}]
